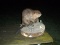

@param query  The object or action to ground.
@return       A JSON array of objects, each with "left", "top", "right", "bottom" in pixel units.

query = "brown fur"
[{"left": 22, "top": 8, "right": 42, "bottom": 26}]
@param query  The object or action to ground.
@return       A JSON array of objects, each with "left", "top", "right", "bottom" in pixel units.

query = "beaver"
[{"left": 22, "top": 8, "right": 42, "bottom": 26}]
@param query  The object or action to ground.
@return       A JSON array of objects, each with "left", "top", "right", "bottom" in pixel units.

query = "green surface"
[
  {"left": 0, "top": 29, "right": 53, "bottom": 45},
  {"left": 13, "top": 32, "right": 53, "bottom": 44}
]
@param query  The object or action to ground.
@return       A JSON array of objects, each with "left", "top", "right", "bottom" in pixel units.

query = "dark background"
[
  {"left": 0, "top": 0, "right": 60, "bottom": 45},
  {"left": 0, "top": 0, "right": 60, "bottom": 23},
  {"left": 0, "top": 0, "right": 60, "bottom": 20}
]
